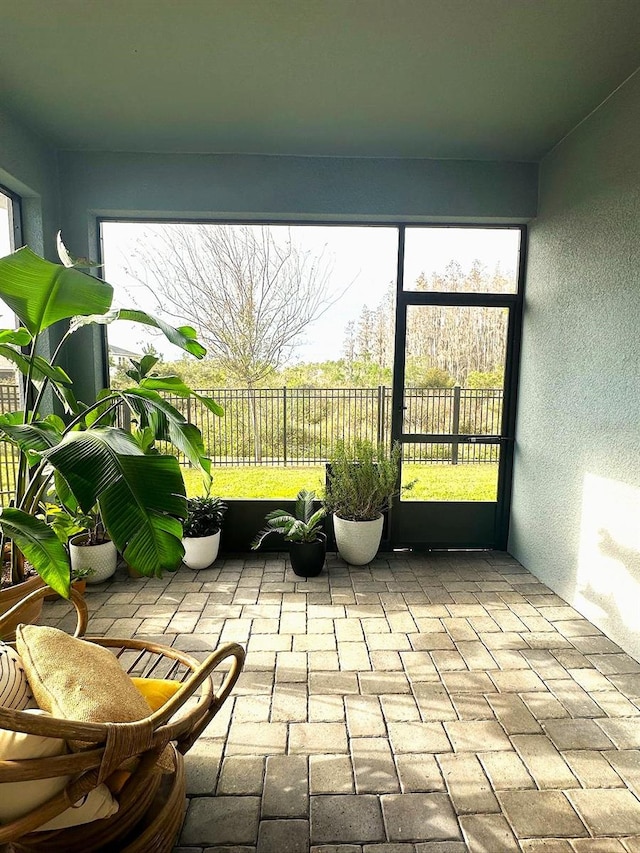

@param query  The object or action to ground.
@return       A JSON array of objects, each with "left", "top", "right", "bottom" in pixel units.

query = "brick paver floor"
[{"left": 42, "top": 551, "right": 640, "bottom": 852}]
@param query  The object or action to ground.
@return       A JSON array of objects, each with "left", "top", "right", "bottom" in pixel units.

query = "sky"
[
  {"left": 101, "top": 222, "right": 521, "bottom": 364},
  {"left": 0, "top": 196, "right": 14, "bottom": 328}
]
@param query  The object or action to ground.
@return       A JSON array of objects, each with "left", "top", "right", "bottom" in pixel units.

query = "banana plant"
[{"left": 0, "top": 235, "right": 222, "bottom": 597}]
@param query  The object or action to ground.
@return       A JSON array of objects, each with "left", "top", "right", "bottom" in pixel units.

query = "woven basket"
[{"left": 0, "top": 584, "right": 245, "bottom": 852}]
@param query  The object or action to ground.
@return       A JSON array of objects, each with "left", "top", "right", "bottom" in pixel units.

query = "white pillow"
[
  {"left": 36, "top": 784, "right": 119, "bottom": 831},
  {"left": 0, "top": 709, "right": 118, "bottom": 828},
  {"left": 0, "top": 642, "right": 35, "bottom": 710}
]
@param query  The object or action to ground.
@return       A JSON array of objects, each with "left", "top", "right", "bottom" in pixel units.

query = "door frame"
[{"left": 389, "top": 224, "right": 527, "bottom": 551}]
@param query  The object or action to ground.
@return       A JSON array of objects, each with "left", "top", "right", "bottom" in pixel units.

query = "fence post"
[
  {"left": 282, "top": 386, "right": 287, "bottom": 467},
  {"left": 451, "top": 384, "right": 461, "bottom": 465},
  {"left": 377, "top": 385, "right": 385, "bottom": 449}
]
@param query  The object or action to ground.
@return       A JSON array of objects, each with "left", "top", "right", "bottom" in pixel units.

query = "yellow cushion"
[
  {"left": 131, "top": 677, "right": 182, "bottom": 712},
  {"left": 16, "top": 626, "right": 153, "bottom": 724},
  {"left": 0, "top": 709, "right": 118, "bottom": 828}
]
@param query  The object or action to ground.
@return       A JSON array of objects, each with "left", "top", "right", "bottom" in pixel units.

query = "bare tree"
[
  {"left": 127, "top": 223, "right": 344, "bottom": 461},
  {"left": 342, "top": 320, "right": 356, "bottom": 382}
]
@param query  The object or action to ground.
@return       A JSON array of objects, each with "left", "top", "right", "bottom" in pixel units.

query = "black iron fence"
[
  {"left": 0, "top": 384, "right": 20, "bottom": 502},
  {"left": 0, "top": 385, "right": 502, "bottom": 499},
  {"left": 160, "top": 385, "right": 503, "bottom": 466}
]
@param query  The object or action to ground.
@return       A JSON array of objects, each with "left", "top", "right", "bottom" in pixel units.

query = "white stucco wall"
[{"left": 510, "top": 72, "right": 640, "bottom": 659}]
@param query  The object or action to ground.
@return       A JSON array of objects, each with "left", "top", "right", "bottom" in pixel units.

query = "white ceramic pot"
[
  {"left": 69, "top": 535, "right": 118, "bottom": 584},
  {"left": 181, "top": 531, "right": 221, "bottom": 570},
  {"left": 333, "top": 514, "right": 384, "bottom": 566}
]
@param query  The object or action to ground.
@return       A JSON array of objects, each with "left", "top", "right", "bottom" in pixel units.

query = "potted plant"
[
  {"left": 324, "top": 440, "right": 401, "bottom": 566},
  {"left": 0, "top": 234, "right": 222, "bottom": 621},
  {"left": 182, "top": 496, "right": 227, "bottom": 570},
  {"left": 69, "top": 565, "right": 94, "bottom": 595},
  {"left": 67, "top": 508, "right": 118, "bottom": 585},
  {"left": 47, "top": 499, "right": 119, "bottom": 585},
  {"left": 44, "top": 565, "right": 95, "bottom": 600},
  {"left": 251, "top": 489, "right": 326, "bottom": 577}
]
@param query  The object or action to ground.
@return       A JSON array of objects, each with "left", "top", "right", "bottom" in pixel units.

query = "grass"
[
  {"left": 184, "top": 463, "right": 498, "bottom": 502},
  {"left": 402, "top": 463, "right": 497, "bottom": 501}
]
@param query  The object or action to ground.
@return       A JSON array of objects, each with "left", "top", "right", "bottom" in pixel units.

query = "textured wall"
[
  {"left": 510, "top": 72, "right": 640, "bottom": 658},
  {"left": 57, "top": 151, "right": 537, "bottom": 229},
  {"left": 0, "top": 105, "right": 59, "bottom": 257}
]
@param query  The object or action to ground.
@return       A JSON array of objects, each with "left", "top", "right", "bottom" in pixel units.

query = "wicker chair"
[{"left": 0, "top": 584, "right": 245, "bottom": 852}]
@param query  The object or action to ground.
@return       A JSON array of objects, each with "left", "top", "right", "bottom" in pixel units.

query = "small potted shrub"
[
  {"left": 43, "top": 563, "right": 95, "bottom": 600},
  {"left": 182, "top": 497, "right": 227, "bottom": 570},
  {"left": 324, "top": 440, "right": 401, "bottom": 566},
  {"left": 251, "top": 489, "right": 326, "bottom": 577},
  {"left": 70, "top": 565, "right": 94, "bottom": 595}
]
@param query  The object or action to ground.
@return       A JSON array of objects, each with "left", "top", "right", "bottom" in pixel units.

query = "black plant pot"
[{"left": 289, "top": 534, "right": 326, "bottom": 578}]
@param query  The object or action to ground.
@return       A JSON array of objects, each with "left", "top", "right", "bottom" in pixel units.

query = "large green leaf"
[
  {"left": 0, "top": 345, "right": 73, "bottom": 385},
  {"left": 0, "top": 247, "right": 113, "bottom": 335},
  {"left": 84, "top": 388, "right": 118, "bottom": 428},
  {"left": 0, "top": 415, "right": 63, "bottom": 455},
  {"left": 121, "top": 388, "right": 212, "bottom": 488},
  {"left": 0, "top": 327, "right": 31, "bottom": 346},
  {"left": 0, "top": 508, "right": 70, "bottom": 597},
  {"left": 70, "top": 308, "right": 206, "bottom": 359},
  {"left": 44, "top": 428, "right": 187, "bottom": 576},
  {"left": 140, "top": 375, "right": 224, "bottom": 416}
]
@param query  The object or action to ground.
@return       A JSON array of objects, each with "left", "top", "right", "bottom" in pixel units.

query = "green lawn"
[{"left": 184, "top": 463, "right": 498, "bottom": 502}]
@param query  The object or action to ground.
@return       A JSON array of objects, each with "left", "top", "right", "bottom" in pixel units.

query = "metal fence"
[
  {"left": 0, "top": 385, "right": 503, "bottom": 499},
  {"left": 160, "top": 385, "right": 503, "bottom": 466},
  {"left": 0, "top": 384, "right": 20, "bottom": 502}
]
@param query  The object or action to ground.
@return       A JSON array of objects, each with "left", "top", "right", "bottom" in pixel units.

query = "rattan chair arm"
[
  {"left": 0, "top": 584, "right": 88, "bottom": 640},
  {"left": 0, "top": 705, "right": 108, "bottom": 742},
  {"left": 150, "top": 641, "right": 245, "bottom": 729},
  {"left": 0, "top": 748, "right": 103, "bottom": 783},
  {"left": 0, "top": 781, "right": 83, "bottom": 843}
]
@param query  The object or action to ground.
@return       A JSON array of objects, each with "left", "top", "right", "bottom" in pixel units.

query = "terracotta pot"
[
  {"left": 0, "top": 574, "right": 45, "bottom": 640},
  {"left": 181, "top": 530, "right": 221, "bottom": 570},
  {"left": 72, "top": 579, "right": 87, "bottom": 596},
  {"left": 127, "top": 564, "right": 144, "bottom": 579},
  {"left": 44, "top": 577, "right": 87, "bottom": 600},
  {"left": 333, "top": 513, "right": 384, "bottom": 566}
]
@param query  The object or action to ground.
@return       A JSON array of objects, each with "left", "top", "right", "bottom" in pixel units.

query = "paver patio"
[{"left": 42, "top": 551, "right": 640, "bottom": 852}]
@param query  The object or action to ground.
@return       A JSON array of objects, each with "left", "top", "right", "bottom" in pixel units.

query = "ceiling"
[{"left": 1, "top": 0, "right": 639, "bottom": 161}]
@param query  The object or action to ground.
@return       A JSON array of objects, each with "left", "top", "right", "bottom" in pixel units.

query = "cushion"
[
  {"left": 16, "top": 626, "right": 154, "bottom": 724},
  {"left": 36, "top": 784, "right": 118, "bottom": 831},
  {"left": 131, "top": 677, "right": 182, "bottom": 712},
  {"left": 0, "top": 709, "right": 118, "bottom": 827},
  {"left": 0, "top": 642, "right": 35, "bottom": 710},
  {"left": 16, "top": 625, "right": 173, "bottom": 771},
  {"left": 0, "top": 709, "right": 67, "bottom": 823}
]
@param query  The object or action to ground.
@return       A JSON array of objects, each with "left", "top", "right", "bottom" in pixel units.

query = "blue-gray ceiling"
[{"left": 0, "top": 0, "right": 639, "bottom": 161}]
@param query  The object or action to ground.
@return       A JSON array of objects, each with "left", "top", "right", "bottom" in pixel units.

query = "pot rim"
[
  {"left": 69, "top": 533, "right": 115, "bottom": 547},
  {"left": 333, "top": 512, "right": 383, "bottom": 523},
  {"left": 288, "top": 532, "right": 327, "bottom": 546},
  {"left": 182, "top": 529, "right": 221, "bottom": 540}
]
